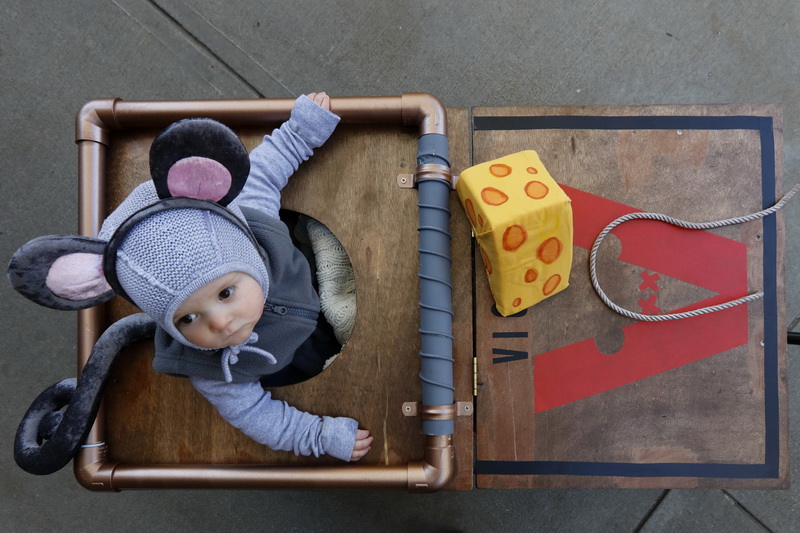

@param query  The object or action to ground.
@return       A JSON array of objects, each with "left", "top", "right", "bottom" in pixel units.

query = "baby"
[{"left": 95, "top": 92, "right": 371, "bottom": 462}]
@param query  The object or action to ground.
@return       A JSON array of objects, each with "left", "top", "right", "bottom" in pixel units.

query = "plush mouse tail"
[{"left": 14, "top": 313, "right": 156, "bottom": 475}]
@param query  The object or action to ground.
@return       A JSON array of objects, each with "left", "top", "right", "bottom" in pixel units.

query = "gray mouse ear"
[
  {"left": 149, "top": 118, "right": 250, "bottom": 207},
  {"left": 7, "top": 235, "right": 116, "bottom": 310}
]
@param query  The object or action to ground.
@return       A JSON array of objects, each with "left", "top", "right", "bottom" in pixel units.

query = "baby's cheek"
[{"left": 246, "top": 290, "right": 266, "bottom": 320}]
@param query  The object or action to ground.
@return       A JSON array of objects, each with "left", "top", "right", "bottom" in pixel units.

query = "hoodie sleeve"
[
  {"left": 190, "top": 376, "right": 358, "bottom": 462},
  {"left": 234, "top": 94, "right": 341, "bottom": 218}
]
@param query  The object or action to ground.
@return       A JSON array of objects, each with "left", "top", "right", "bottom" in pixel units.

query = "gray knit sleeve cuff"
[
  {"left": 319, "top": 416, "right": 359, "bottom": 462},
  {"left": 289, "top": 95, "right": 341, "bottom": 148}
]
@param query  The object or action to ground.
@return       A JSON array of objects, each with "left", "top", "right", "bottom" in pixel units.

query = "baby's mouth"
[{"left": 227, "top": 323, "right": 253, "bottom": 344}]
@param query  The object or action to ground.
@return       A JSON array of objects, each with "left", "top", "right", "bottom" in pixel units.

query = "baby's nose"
[{"left": 208, "top": 312, "right": 233, "bottom": 332}]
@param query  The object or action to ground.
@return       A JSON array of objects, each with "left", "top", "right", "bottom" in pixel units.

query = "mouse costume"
[
  {"left": 111, "top": 204, "right": 271, "bottom": 347},
  {"left": 9, "top": 95, "right": 359, "bottom": 471}
]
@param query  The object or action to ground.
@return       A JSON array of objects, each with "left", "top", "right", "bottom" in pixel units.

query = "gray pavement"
[{"left": 1, "top": 1, "right": 798, "bottom": 531}]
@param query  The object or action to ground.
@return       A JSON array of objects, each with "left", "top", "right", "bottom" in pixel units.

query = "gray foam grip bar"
[{"left": 416, "top": 133, "right": 454, "bottom": 435}]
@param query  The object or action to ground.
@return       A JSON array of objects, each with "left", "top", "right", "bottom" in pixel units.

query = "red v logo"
[{"left": 533, "top": 186, "right": 750, "bottom": 412}]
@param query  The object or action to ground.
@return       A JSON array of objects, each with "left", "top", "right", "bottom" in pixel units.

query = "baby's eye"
[
  {"left": 178, "top": 313, "right": 198, "bottom": 325},
  {"left": 219, "top": 286, "right": 235, "bottom": 300}
]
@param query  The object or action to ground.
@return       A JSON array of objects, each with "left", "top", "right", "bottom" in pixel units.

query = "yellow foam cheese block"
[{"left": 456, "top": 150, "right": 573, "bottom": 316}]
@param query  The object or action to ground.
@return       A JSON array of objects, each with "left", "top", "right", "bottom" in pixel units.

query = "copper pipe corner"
[
  {"left": 401, "top": 93, "right": 447, "bottom": 137},
  {"left": 74, "top": 444, "right": 119, "bottom": 492},
  {"left": 76, "top": 98, "right": 122, "bottom": 145},
  {"left": 407, "top": 435, "right": 455, "bottom": 492}
]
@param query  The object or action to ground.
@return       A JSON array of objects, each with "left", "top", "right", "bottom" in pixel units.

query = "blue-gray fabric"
[
  {"left": 189, "top": 377, "right": 358, "bottom": 462},
  {"left": 235, "top": 94, "right": 341, "bottom": 218}
]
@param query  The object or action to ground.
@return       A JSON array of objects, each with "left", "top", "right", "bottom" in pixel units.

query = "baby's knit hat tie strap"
[{"left": 220, "top": 332, "right": 277, "bottom": 383}]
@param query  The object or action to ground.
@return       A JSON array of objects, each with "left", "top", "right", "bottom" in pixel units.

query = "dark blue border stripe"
[
  {"left": 473, "top": 115, "right": 765, "bottom": 131},
  {"left": 493, "top": 332, "right": 529, "bottom": 338},
  {"left": 760, "top": 117, "right": 780, "bottom": 469},
  {"left": 475, "top": 460, "right": 777, "bottom": 478},
  {"left": 473, "top": 114, "right": 780, "bottom": 480}
]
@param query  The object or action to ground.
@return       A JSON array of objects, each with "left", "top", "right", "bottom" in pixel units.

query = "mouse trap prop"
[{"left": 10, "top": 98, "right": 788, "bottom": 491}]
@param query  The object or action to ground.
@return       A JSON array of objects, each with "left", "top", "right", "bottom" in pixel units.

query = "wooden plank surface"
[
  {"left": 472, "top": 105, "right": 788, "bottom": 489},
  {"left": 99, "top": 108, "right": 473, "bottom": 489}
]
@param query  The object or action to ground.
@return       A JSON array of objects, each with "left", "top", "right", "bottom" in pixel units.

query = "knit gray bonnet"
[{"left": 113, "top": 204, "right": 269, "bottom": 348}]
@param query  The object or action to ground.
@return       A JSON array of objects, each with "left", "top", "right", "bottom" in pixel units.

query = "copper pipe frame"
[{"left": 74, "top": 94, "right": 455, "bottom": 492}]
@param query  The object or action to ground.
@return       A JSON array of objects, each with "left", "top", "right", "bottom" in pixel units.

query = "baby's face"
[{"left": 173, "top": 272, "right": 264, "bottom": 349}]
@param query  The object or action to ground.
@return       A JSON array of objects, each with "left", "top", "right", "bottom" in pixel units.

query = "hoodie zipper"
[{"left": 264, "top": 303, "right": 317, "bottom": 320}]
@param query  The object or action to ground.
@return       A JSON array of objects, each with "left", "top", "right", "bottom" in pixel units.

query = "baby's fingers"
[
  {"left": 350, "top": 445, "right": 371, "bottom": 461},
  {"left": 350, "top": 431, "right": 373, "bottom": 462},
  {"left": 307, "top": 91, "right": 331, "bottom": 111}
]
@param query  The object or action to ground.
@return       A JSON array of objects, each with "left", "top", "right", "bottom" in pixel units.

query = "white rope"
[{"left": 590, "top": 183, "right": 800, "bottom": 321}]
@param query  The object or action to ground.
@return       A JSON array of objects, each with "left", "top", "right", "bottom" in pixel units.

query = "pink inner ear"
[
  {"left": 167, "top": 156, "right": 232, "bottom": 202},
  {"left": 46, "top": 253, "right": 112, "bottom": 300}
]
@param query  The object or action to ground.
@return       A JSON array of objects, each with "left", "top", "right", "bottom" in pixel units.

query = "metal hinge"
[{"left": 473, "top": 357, "right": 478, "bottom": 398}]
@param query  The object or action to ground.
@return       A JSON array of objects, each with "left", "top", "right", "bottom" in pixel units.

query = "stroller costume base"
[{"left": 75, "top": 95, "right": 473, "bottom": 492}]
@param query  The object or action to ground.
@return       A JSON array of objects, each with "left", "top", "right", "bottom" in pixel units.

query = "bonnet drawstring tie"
[{"left": 220, "top": 332, "right": 276, "bottom": 383}]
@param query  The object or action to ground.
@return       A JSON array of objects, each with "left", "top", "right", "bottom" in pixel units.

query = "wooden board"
[
  {"left": 100, "top": 109, "right": 474, "bottom": 489},
  {"left": 472, "top": 105, "right": 789, "bottom": 489}
]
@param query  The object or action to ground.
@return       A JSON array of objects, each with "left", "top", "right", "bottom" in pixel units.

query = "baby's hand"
[
  {"left": 307, "top": 92, "right": 331, "bottom": 111},
  {"left": 350, "top": 429, "right": 372, "bottom": 462}
]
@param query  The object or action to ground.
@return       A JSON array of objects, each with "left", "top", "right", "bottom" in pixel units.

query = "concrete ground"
[{"left": 1, "top": 1, "right": 798, "bottom": 531}]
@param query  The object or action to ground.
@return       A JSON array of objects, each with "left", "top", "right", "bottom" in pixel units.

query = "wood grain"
[
  {"left": 100, "top": 109, "right": 473, "bottom": 489},
  {"left": 473, "top": 105, "right": 788, "bottom": 489}
]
